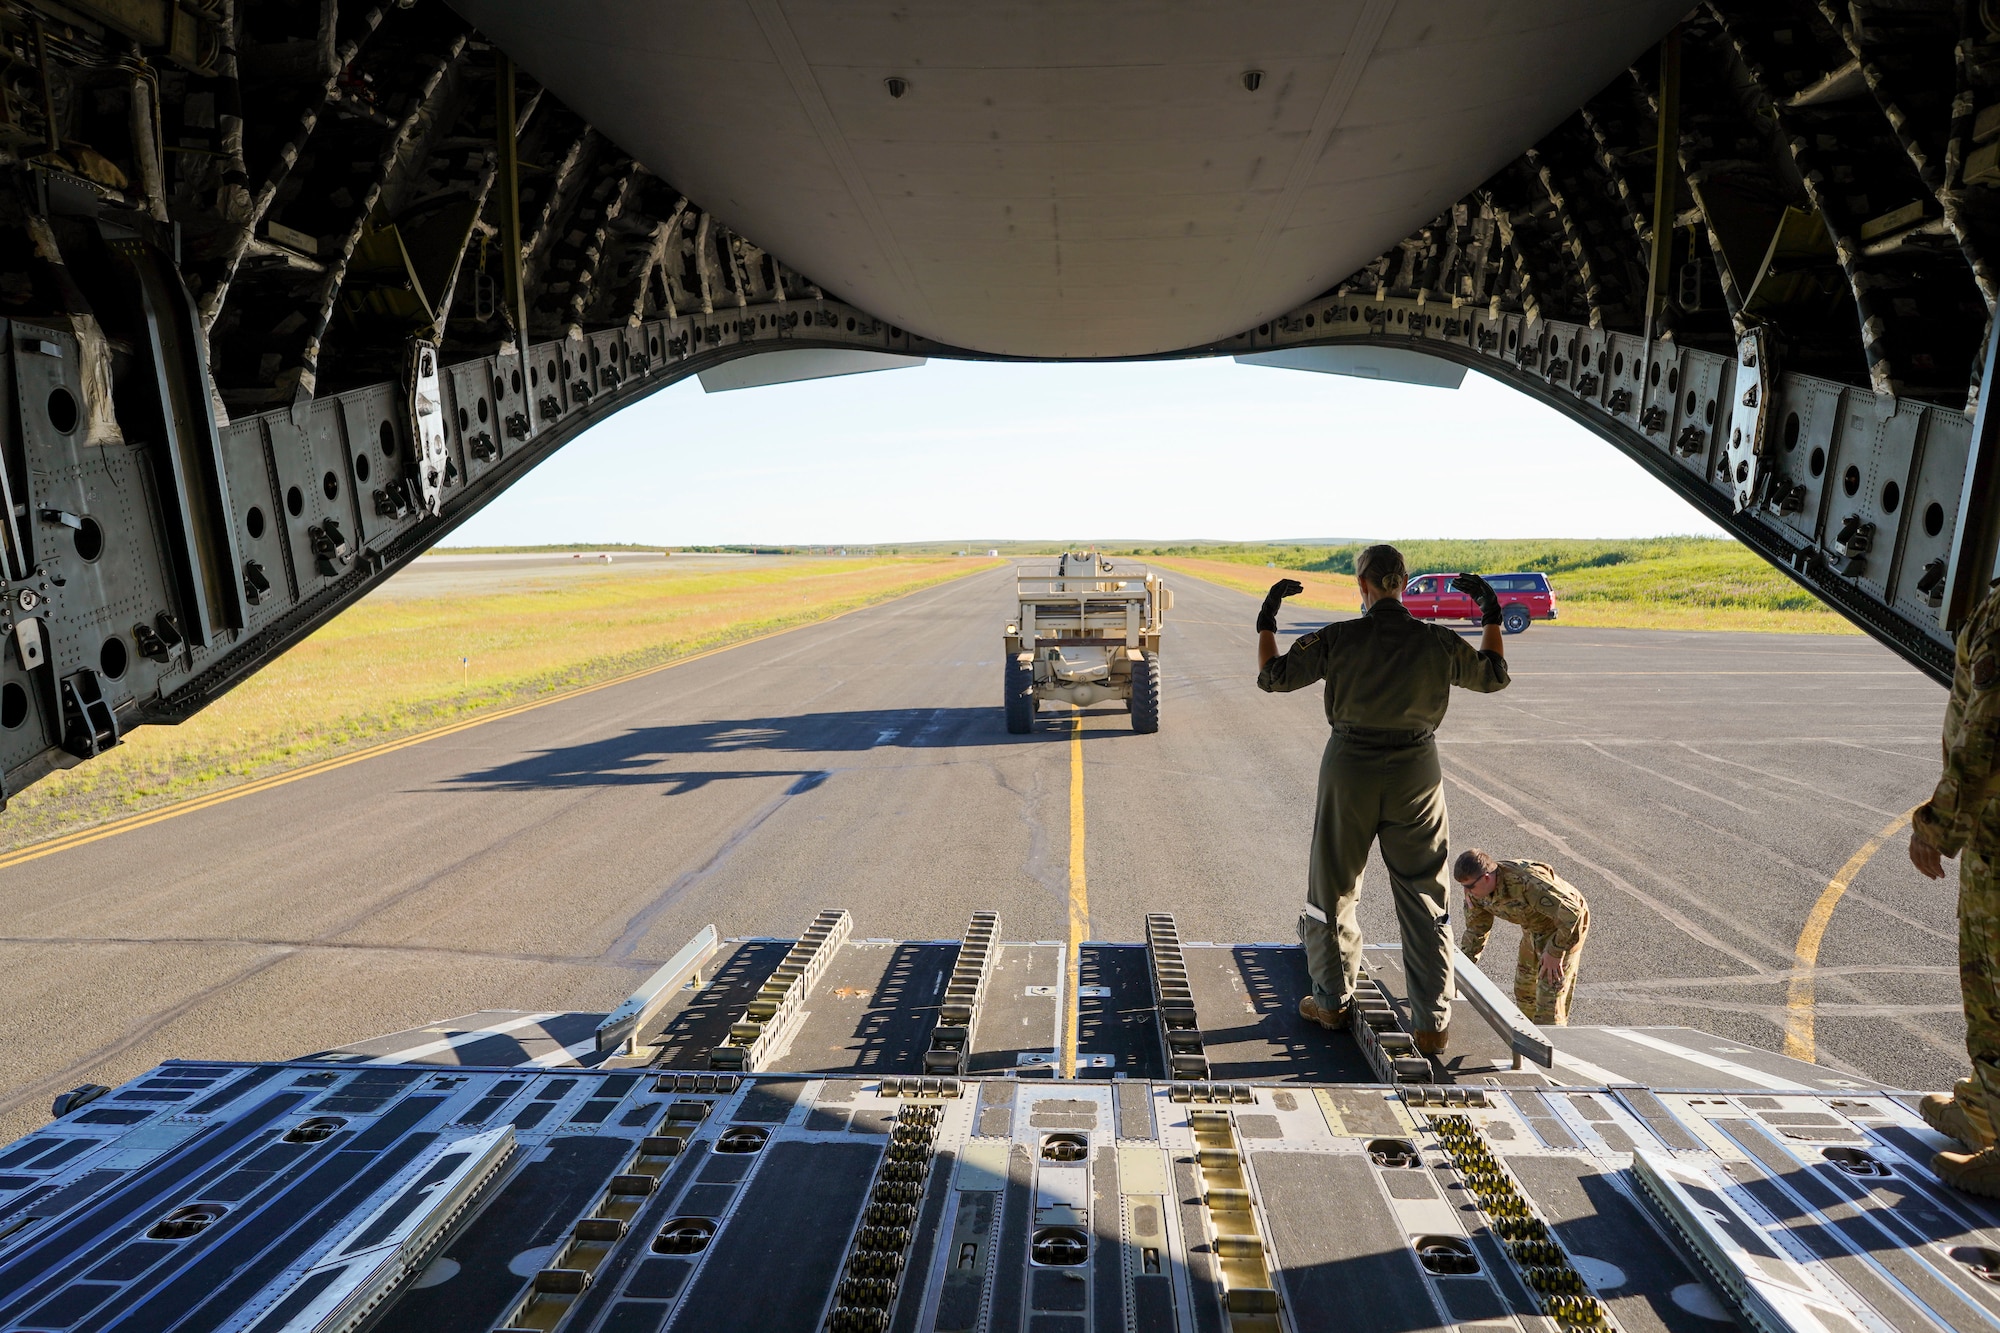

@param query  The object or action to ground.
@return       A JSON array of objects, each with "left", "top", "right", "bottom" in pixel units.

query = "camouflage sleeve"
[
  {"left": 1517, "top": 864, "right": 1587, "bottom": 951},
  {"left": 1918, "top": 608, "right": 2000, "bottom": 857},
  {"left": 1257, "top": 625, "right": 1331, "bottom": 693},
  {"left": 1459, "top": 897, "right": 1494, "bottom": 963},
  {"left": 1440, "top": 628, "right": 1511, "bottom": 693}
]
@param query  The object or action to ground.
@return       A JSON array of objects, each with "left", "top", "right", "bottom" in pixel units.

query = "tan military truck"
[{"left": 1004, "top": 552, "right": 1171, "bottom": 733}]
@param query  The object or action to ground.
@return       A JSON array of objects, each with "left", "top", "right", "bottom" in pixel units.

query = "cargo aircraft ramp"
[{"left": 0, "top": 913, "right": 1981, "bottom": 1333}]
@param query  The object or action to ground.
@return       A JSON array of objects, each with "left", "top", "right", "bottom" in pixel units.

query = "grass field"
[
  {"left": 1, "top": 556, "right": 996, "bottom": 852},
  {"left": 1144, "top": 538, "right": 1858, "bottom": 634}
]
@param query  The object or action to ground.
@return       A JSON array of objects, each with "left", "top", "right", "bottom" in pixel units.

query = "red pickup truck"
[{"left": 1403, "top": 572, "right": 1556, "bottom": 635}]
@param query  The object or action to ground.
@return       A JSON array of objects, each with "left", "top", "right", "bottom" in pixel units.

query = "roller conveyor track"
[
  {"left": 926, "top": 912, "right": 1002, "bottom": 1078},
  {"left": 709, "top": 909, "right": 853, "bottom": 1073},
  {"left": 1146, "top": 913, "right": 1210, "bottom": 1082}
]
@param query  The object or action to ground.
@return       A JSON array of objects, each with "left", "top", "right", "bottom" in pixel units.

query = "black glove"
[
  {"left": 1257, "top": 578, "right": 1303, "bottom": 633},
  {"left": 1452, "top": 573, "right": 1503, "bottom": 626}
]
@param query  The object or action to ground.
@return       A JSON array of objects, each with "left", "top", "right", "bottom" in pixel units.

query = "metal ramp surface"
[{"left": 0, "top": 913, "right": 1959, "bottom": 1333}]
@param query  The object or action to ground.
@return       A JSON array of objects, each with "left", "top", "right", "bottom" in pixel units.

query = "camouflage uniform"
[
  {"left": 1258, "top": 598, "right": 1510, "bottom": 1032},
  {"left": 1459, "top": 859, "right": 1591, "bottom": 1025},
  {"left": 1915, "top": 581, "right": 2000, "bottom": 1129}
]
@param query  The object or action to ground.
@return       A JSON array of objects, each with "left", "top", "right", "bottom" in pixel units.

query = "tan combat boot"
[
  {"left": 1298, "top": 995, "right": 1348, "bottom": 1030},
  {"left": 1415, "top": 1027, "right": 1449, "bottom": 1056},
  {"left": 1934, "top": 1146, "right": 2000, "bottom": 1197},
  {"left": 1921, "top": 1078, "right": 1998, "bottom": 1151}
]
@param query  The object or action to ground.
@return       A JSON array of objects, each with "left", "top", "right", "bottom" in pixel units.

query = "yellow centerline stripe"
[
  {"left": 0, "top": 571, "right": 991, "bottom": 873},
  {"left": 1064, "top": 707, "right": 1088, "bottom": 1079},
  {"left": 1783, "top": 806, "right": 1916, "bottom": 1061}
]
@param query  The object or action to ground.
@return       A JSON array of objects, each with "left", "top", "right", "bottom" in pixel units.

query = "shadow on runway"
[{"left": 446, "top": 705, "right": 1133, "bottom": 791}]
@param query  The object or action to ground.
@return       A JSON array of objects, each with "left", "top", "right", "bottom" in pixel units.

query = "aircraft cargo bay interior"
[{"left": 4, "top": 4, "right": 2000, "bottom": 1333}]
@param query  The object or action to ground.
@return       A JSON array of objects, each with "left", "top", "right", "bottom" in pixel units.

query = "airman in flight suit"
[
  {"left": 1454, "top": 850, "right": 1590, "bottom": 1025},
  {"left": 1256, "top": 545, "right": 1510, "bottom": 1054},
  {"left": 1912, "top": 581, "right": 2000, "bottom": 1194}
]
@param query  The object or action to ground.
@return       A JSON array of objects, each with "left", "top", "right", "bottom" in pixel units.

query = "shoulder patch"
[
  {"left": 1295, "top": 629, "right": 1321, "bottom": 651},
  {"left": 1976, "top": 655, "right": 2000, "bottom": 690}
]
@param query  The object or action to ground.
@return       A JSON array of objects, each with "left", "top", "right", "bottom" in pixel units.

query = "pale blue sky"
[{"left": 447, "top": 358, "right": 1727, "bottom": 547}]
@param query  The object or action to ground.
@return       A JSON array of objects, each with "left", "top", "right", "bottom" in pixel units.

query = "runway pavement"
[{"left": 0, "top": 562, "right": 1960, "bottom": 1142}]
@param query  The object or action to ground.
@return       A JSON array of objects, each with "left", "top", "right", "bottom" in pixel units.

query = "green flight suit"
[
  {"left": 1258, "top": 598, "right": 1511, "bottom": 1031},
  {"left": 1916, "top": 580, "right": 2000, "bottom": 1129},
  {"left": 1460, "top": 859, "right": 1590, "bottom": 1025}
]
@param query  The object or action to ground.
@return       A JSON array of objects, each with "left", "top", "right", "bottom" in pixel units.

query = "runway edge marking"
[
  {"left": 1784, "top": 806, "right": 1917, "bottom": 1061},
  {"left": 0, "top": 565, "right": 1006, "bottom": 873}
]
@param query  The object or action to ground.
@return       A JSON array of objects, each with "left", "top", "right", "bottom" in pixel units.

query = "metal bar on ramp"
[
  {"left": 1451, "top": 942, "right": 1554, "bottom": 1068},
  {"left": 596, "top": 923, "right": 721, "bottom": 1055}
]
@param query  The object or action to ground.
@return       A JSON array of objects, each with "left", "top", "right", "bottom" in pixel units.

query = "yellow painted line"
[
  {"left": 1064, "top": 707, "right": 1089, "bottom": 1079},
  {"left": 1783, "top": 806, "right": 1916, "bottom": 1061},
  {"left": 0, "top": 569, "right": 996, "bottom": 874}
]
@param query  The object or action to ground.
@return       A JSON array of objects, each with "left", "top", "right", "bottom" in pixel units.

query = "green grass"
[{"left": 1141, "top": 538, "right": 1857, "bottom": 633}]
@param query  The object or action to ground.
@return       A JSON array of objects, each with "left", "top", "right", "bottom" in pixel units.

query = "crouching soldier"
[{"left": 1454, "top": 850, "right": 1590, "bottom": 1025}]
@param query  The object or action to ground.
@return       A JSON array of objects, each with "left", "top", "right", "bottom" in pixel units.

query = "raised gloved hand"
[
  {"left": 1257, "top": 578, "right": 1304, "bottom": 633},
  {"left": 1452, "top": 573, "right": 1503, "bottom": 626}
]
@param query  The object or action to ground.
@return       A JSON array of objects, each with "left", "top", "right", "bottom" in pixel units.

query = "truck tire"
[
  {"left": 1130, "top": 652, "right": 1160, "bottom": 733},
  {"left": 1501, "top": 605, "right": 1532, "bottom": 635},
  {"left": 1005, "top": 657, "right": 1034, "bottom": 734}
]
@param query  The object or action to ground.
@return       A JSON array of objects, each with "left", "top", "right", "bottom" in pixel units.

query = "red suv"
[{"left": 1403, "top": 572, "right": 1556, "bottom": 634}]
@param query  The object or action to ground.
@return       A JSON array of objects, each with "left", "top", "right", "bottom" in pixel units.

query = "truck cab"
[{"left": 1402, "top": 572, "right": 1556, "bottom": 634}]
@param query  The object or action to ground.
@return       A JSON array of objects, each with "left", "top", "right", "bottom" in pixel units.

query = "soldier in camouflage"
[
  {"left": 1911, "top": 581, "right": 2000, "bottom": 1193},
  {"left": 1453, "top": 850, "right": 1590, "bottom": 1025}
]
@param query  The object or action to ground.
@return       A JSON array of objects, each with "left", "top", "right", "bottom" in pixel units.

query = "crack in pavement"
[
  {"left": 1673, "top": 741, "right": 1911, "bottom": 821},
  {"left": 1578, "top": 740, "right": 1756, "bottom": 814},
  {"left": 600, "top": 769, "right": 833, "bottom": 964}
]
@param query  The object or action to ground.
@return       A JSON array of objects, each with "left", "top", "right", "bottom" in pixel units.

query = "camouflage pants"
[
  {"left": 1962, "top": 849, "right": 2000, "bottom": 1123},
  {"left": 1513, "top": 912, "right": 1589, "bottom": 1026}
]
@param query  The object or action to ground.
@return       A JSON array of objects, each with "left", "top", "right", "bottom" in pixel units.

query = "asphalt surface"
[{"left": 0, "top": 563, "right": 1960, "bottom": 1142}]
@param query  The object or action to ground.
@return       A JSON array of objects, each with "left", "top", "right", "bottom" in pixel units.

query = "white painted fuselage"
[{"left": 453, "top": 2, "right": 1690, "bottom": 357}]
